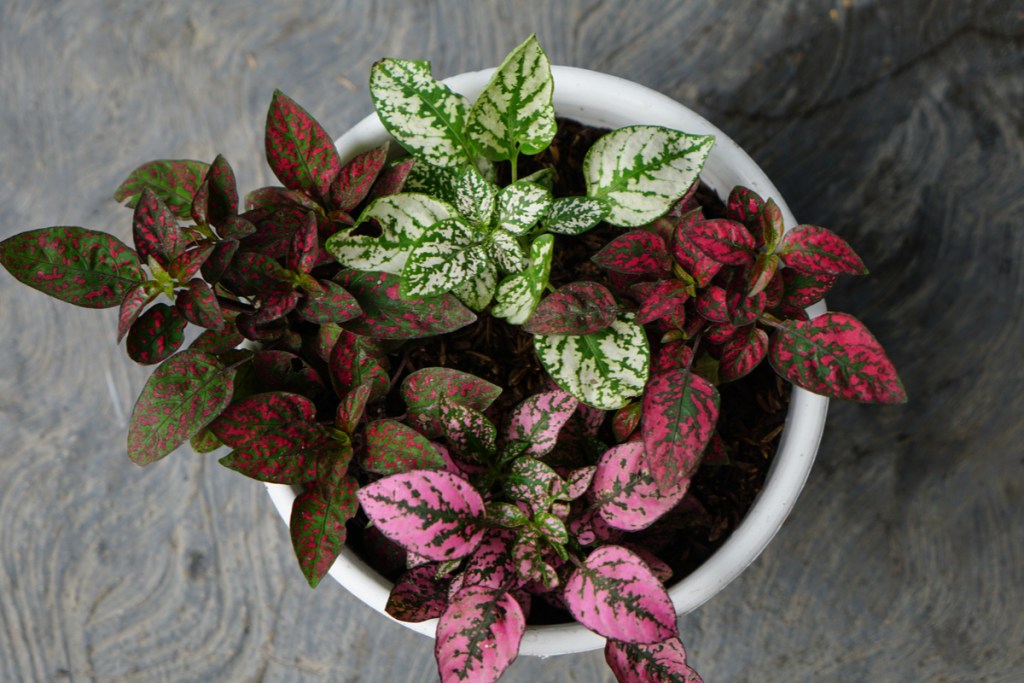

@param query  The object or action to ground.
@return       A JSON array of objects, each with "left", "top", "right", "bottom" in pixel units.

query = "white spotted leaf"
[{"left": 492, "top": 234, "right": 553, "bottom": 324}]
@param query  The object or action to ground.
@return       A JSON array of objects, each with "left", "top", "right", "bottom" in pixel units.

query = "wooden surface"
[{"left": 1, "top": 1, "right": 1022, "bottom": 681}]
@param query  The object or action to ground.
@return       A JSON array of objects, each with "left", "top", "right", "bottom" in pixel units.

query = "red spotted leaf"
[
  {"left": 686, "top": 218, "right": 755, "bottom": 266},
  {"left": 769, "top": 312, "right": 906, "bottom": 403},
  {"left": 200, "top": 240, "right": 238, "bottom": 284},
  {"left": 252, "top": 350, "right": 326, "bottom": 397},
  {"left": 245, "top": 186, "right": 323, "bottom": 214},
  {"left": 253, "top": 287, "right": 300, "bottom": 324},
  {"left": 652, "top": 341, "right": 694, "bottom": 375},
  {"left": 240, "top": 205, "right": 310, "bottom": 260},
  {"left": 671, "top": 211, "right": 722, "bottom": 287},
  {"left": 367, "top": 157, "right": 416, "bottom": 203},
  {"left": 605, "top": 637, "right": 704, "bottom": 683},
  {"left": 726, "top": 186, "right": 765, "bottom": 231},
  {"left": 330, "top": 143, "right": 388, "bottom": 211},
  {"left": 290, "top": 476, "right": 359, "bottom": 588},
  {"left": 338, "top": 270, "right": 476, "bottom": 340},
  {"left": 218, "top": 215, "right": 258, "bottom": 240},
  {"left": 295, "top": 280, "right": 362, "bottom": 324},
  {"left": 758, "top": 197, "right": 785, "bottom": 252},
  {"left": 117, "top": 283, "right": 156, "bottom": 342},
  {"left": 564, "top": 545, "right": 677, "bottom": 644},
  {"left": 126, "top": 303, "right": 187, "bottom": 364},
  {"left": 387, "top": 563, "right": 450, "bottom": 622},
  {"left": 780, "top": 268, "right": 837, "bottom": 309},
  {"left": 167, "top": 243, "right": 215, "bottom": 282},
  {"left": 191, "top": 154, "right": 238, "bottom": 228},
  {"left": 632, "top": 279, "right": 689, "bottom": 325},
  {"left": 133, "top": 187, "right": 186, "bottom": 265},
  {"left": 641, "top": 368, "right": 720, "bottom": 492},
  {"left": 127, "top": 349, "right": 236, "bottom": 465},
  {"left": 220, "top": 250, "right": 286, "bottom": 295},
  {"left": 778, "top": 225, "right": 868, "bottom": 275},
  {"left": 435, "top": 585, "right": 525, "bottom": 683},
  {"left": 287, "top": 211, "right": 319, "bottom": 273},
  {"left": 329, "top": 328, "right": 388, "bottom": 399},
  {"left": 357, "top": 470, "right": 486, "bottom": 561},
  {"left": 0, "top": 226, "right": 144, "bottom": 309},
  {"left": 612, "top": 402, "right": 642, "bottom": 443},
  {"left": 219, "top": 423, "right": 347, "bottom": 485},
  {"left": 593, "top": 441, "right": 690, "bottom": 531},
  {"left": 209, "top": 391, "right": 316, "bottom": 449},
  {"left": 748, "top": 252, "right": 780, "bottom": 297},
  {"left": 114, "top": 159, "right": 210, "bottom": 218},
  {"left": 189, "top": 323, "right": 243, "bottom": 354},
  {"left": 695, "top": 286, "right": 729, "bottom": 323},
  {"left": 522, "top": 281, "right": 617, "bottom": 335},
  {"left": 364, "top": 419, "right": 447, "bottom": 474},
  {"left": 336, "top": 382, "right": 373, "bottom": 434},
  {"left": 704, "top": 321, "right": 738, "bottom": 345},
  {"left": 265, "top": 90, "right": 341, "bottom": 202},
  {"left": 506, "top": 389, "right": 579, "bottom": 457},
  {"left": 726, "top": 280, "right": 766, "bottom": 327},
  {"left": 592, "top": 231, "right": 672, "bottom": 277},
  {"left": 402, "top": 367, "right": 502, "bottom": 438},
  {"left": 175, "top": 279, "right": 224, "bottom": 330},
  {"left": 720, "top": 327, "right": 769, "bottom": 382},
  {"left": 189, "top": 427, "right": 222, "bottom": 454}
]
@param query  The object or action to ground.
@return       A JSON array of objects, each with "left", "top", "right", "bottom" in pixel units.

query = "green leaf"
[
  {"left": 535, "top": 312, "right": 649, "bottom": 410},
  {"left": 492, "top": 234, "right": 553, "bottom": 325},
  {"left": 452, "top": 259, "right": 498, "bottom": 312},
  {"left": 325, "top": 193, "right": 455, "bottom": 273},
  {"left": 126, "top": 303, "right": 187, "bottom": 365},
  {"left": 403, "top": 159, "right": 461, "bottom": 206},
  {"left": 400, "top": 218, "right": 488, "bottom": 298},
  {"left": 544, "top": 196, "right": 608, "bottom": 235},
  {"left": 114, "top": 159, "right": 210, "bottom": 219},
  {"left": 585, "top": 126, "right": 714, "bottom": 227},
  {"left": 127, "top": 350, "right": 236, "bottom": 465},
  {"left": 369, "top": 58, "right": 473, "bottom": 168},
  {"left": 0, "top": 227, "right": 143, "bottom": 309},
  {"left": 496, "top": 180, "right": 551, "bottom": 235},
  {"left": 466, "top": 35, "right": 556, "bottom": 161},
  {"left": 363, "top": 419, "right": 446, "bottom": 474},
  {"left": 489, "top": 229, "right": 527, "bottom": 273}
]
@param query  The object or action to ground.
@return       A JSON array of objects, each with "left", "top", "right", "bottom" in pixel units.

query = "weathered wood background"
[{"left": 1, "top": 1, "right": 1022, "bottom": 681}]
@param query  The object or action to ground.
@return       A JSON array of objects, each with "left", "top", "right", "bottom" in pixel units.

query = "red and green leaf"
[
  {"left": 505, "top": 389, "right": 579, "bottom": 457},
  {"left": 357, "top": 470, "right": 486, "bottom": 561},
  {"left": 719, "top": 327, "right": 769, "bottom": 382},
  {"left": 251, "top": 350, "right": 327, "bottom": 397},
  {"left": 726, "top": 186, "right": 765, "bottom": 232},
  {"left": 199, "top": 240, "right": 238, "bottom": 284},
  {"left": 592, "top": 441, "right": 690, "bottom": 531},
  {"left": 330, "top": 143, "right": 388, "bottom": 211},
  {"left": 191, "top": 154, "right": 238, "bottom": 228},
  {"left": 633, "top": 279, "right": 689, "bottom": 326},
  {"left": 386, "top": 563, "right": 450, "bottom": 622},
  {"left": 265, "top": 90, "right": 341, "bottom": 201},
  {"left": 364, "top": 419, "right": 447, "bottom": 474},
  {"left": 758, "top": 197, "right": 785, "bottom": 252},
  {"left": 336, "top": 382, "right": 373, "bottom": 434},
  {"left": 175, "top": 279, "right": 224, "bottom": 330},
  {"left": 117, "top": 283, "right": 156, "bottom": 342},
  {"left": 402, "top": 367, "right": 502, "bottom": 438},
  {"left": 189, "top": 323, "right": 243, "bottom": 354},
  {"left": 286, "top": 211, "right": 319, "bottom": 274},
  {"left": 605, "top": 637, "right": 704, "bottom": 683},
  {"left": 114, "top": 159, "right": 210, "bottom": 218},
  {"left": 686, "top": 218, "right": 755, "bottom": 266},
  {"left": 564, "top": 545, "right": 677, "bottom": 644},
  {"left": 778, "top": 225, "right": 868, "bottom": 275},
  {"left": 671, "top": 211, "right": 722, "bottom": 287},
  {"left": 592, "top": 230, "right": 672, "bottom": 277},
  {"left": 290, "top": 476, "right": 359, "bottom": 588},
  {"left": 295, "top": 279, "right": 362, "bottom": 324},
  {"left": 523, "top": 281, "right": 617, "bottom": 335},
  {"left": 366, "top": 157, "right": 416, "bottom": 203},
  {"left": 768, "top": 312, "right": 907, "bottom": 403},
  {"left": 219, "top": 423, "right": 344, "bottom": 485},
  {"left": 209, "top": 391, "right": 316, "bottom": 449},
  {"left": 0, "top": 226, "right": 144, "bottom": 309},
  {"left": 439, "top": 399, "right": 498, "bottom": 460},
  {"left": 132, "top": 187, "right": 186, "bottom": 265},
  {"left": 127, "top": 349, "right": 236, "bottom": 465},
  {"left": 780, "top": 268, "right": 837, "bottom": 309},
  {"left": 167, "top": 243, "right": 215, "bottom": 282},
  {"left": 612, "top": 402, "right": 642, "bottom": 443},
  {"left": 338, "top": 270, "right": 476, "bottom": 340},
  {"left": 435, "top": 585, "right": 525, "bottom": 683},
  {"left": 695, "top": 286, "right": 729, "bottom": 323},
  {"left": 641, "top": 368, "right": 720, "bottom": 492},
  {"left": 126, "top": 303, "right": 187, "bottom": 364}
]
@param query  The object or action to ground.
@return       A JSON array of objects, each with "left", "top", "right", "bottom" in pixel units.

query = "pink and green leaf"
[
  {"left": 459, "top": 529, "right": 516, "bottom": 590},
  {"left": 330, "top": 143, "right": 388, "bottom": 212},
  {"left": 338, "top": 270, "right": 476, "bottom": 340},
  {"left": 747, "top": 252, "right": 780, "bottom": 297},
  {"left": 633, "top": 279, "right": 689, "bottom": 326},
  {"left": 726, "top": 186, "right": 765, "bottom": 232},
  {"left": 564, "top": 545, "right": 677, "bottom": 644},
  {"left": 126, "top": 302, "right": 187, "bottom": 365},
  {"left": 335, "top": 381, "right": 373, "bottom": 434},
  {"left": 505, "top": 457, "right": 564, "bottom": 514},
  {"left": 592, "top": 230, "right": 672, "bottom": 277},
  {"left": 114, "top": 159, "right": 210, "bottom": 219},
  {"left": 523, "top": 281, "right": 617, "bottom": 335},
  {"left": 386, "top": 563, "right": 450, "bottom": 622},
  {"left": 366, "top": 157, "right": 416, "bottom": 203},
  {"left": 174, "top": 278, "right": 224, "bottom": 330},
  {"left": 719, "top": 327, "right": 769, "bottom": 382},
  {"left": 209, "top": 391, "right": 316, "bottom": 449},
  {"left": 671, "top": 211, "right": 722, "bottom": 287},
  {"left": 265, "top": 90, "right": 341, "bottom": 201},
  {"left": 686, "top": 218, "right": 755, "bottom": 266},
  {"left": 768, "top": 312, "right": 907, "bottom": 403},
  {"left": 290, "top": 476, "right": 359, "bottom": 588},
  {"left": 127, "top": 349, "right": 235, "bottom": 465},
  {"left": 593, "top": 441, "right": 690, "bottom": 531},
  {"left": 191, "top": 154, "right": 238, "bottom": 228},
  {"left": 505, "top": 389, "right": 579, "bottom": 457},
  {"left": 440, "top": 399, "right": 498, "bottom": 460},
  {"left": 364, "top": 419, "right": 447, "bottom": 474},
  {"left": 287, "top": 211, "right": 319, "bottom": 274},
  {"left": 401, "top": 367, "right": 502, "bottom": 438},
  {"left": 189, "top": 323, "right": 243, "bottom": 354},
  {"left": 780, "top": 267, "right": 837, "bottom": 309},
  {"left": 605, "top": 637, "right": 704, "bottom": 683},
  {"left": 251, "top": 350, "right": 327, "bottom": 397},
  {"left": 758, "top": 197, "right": 785, "bottom": 252},
  {"left": 435, "top": 585, "right": 525, "bottom": 683},
  {"left": 167, "top": 243, "right": 215, "bottom": 282},
  {"left": 357, "top": 470, "right": 486, "bottom": 561},
  {"left": 295, "top": 279, "right": 362, "bottom": 324},
  {"left": 695, "top": 286, "right": 729, "bottom": 323},
  {"left": 132, "top": 188, "right": 186, "bottom": 265},
  {"left": 217, "top": 422, "right": 334, "bottom": 484},
  {"left": 117, "top": 283, "right": 156, "bottom": 342},
  {"left": 778, "top": 225, "right": 868, "bottom": 275}
]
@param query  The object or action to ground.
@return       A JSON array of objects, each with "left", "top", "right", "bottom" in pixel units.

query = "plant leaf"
[
  {"left": 330, "top": 143, "right": 388, "bottom": 211},
  {"left": 126, "top": 303, "right": 187, "bottom": 365},
  {"left": 495, "top": 181, "right": 552, "bottom": 235},
  {"left": 402, "top": 367, "right": 502, "bottom": 438},
  {"left": 670, "top": 210, "right": 721, "bottom": 288},
  {"left": 265, "top": 90, "right": 341, "bottom": 201},
  {"left": 401, "top": 218, "right": 488, "bottom": 298},
  {"left": 326, "top": 193, "right": 455, "bottom": 273},
  {"left": 117, "top": 283, "right": 156, "bottom": 342},
  {"left": 0, "top": 226, "right": 144, "bottom": 309},
  {"left": 175, "top": 279, "right": 224, "bottom": 330},
  {"left": 369, "top": 58, "right": 472, "bottom": 168},
  {"left": 506, "top": 389, "right": 579, "bottom": 457},
  {"left": 758, "top": 197, "right": 784, "bottom": 252},
  {"left": 364, "top": 419, "right": 447, "bottom": 474},
  {"left": 127, "top": 349, "right": 236, "bottom": 465},
  {"left": 439, "top": 399, "right": 498, "bottom": 460},
  {"left": 191, "top": 154, "right": 238, "bottom": 228},
  {"left": 632, "top": 279, "right": 689, "bottom": 326},
  {"left": 726, "top": 185, "right": 765, "bottom": 230},
  {"left": 768, "top": 312, "right": 906, "bottom": 402},
  {"left": 114, "top": 159, "right": 210, "bottom": 218},
  {"left": 489, "top": 229, "right": 527, "bottom": 273},
  {"left": 287, "top": 211, "right": 319, "bottom": 273},
  {"left": 641, "top": 368, "right": 720, "bottom": 492},
  {"left": 336, "top": 381, "right": 373, "bottom": 434},
  {"left": 780, "top": 268, "right": 837, "bottom": 309},
  {"left": 605, "top": 637, "right": 704, "bottom": 683},
  {"left": 523, "top": 280, "right": 617, "bottom": 335},
  {"left": 491, "top": 234, "right": 553, "bottom": 325},
  {"left": 747, "top": 252, "right": 780, "bottom": 297},
  {"left": 593, "top": 441, "right": 690, "bottom": 531},
  {"left": 592, "top": 230, "right": 672, "bottom": 277},
  {"left": 719, "top": 327, "right": 769, "bottom": 382},
  {"left": 167, "top": 243, "right": 215, "bottom": 282},
  {"left": 295, "top": 279, "right": 362, "bottom": 324},
  {"left": 564, "top": 545, "right": 677, "bottom": 644},
  {"left": 612, "top": 402, "right": 642, "bottom": 443},
  {"left": 338, "top": 269, "right": 476, "bottom": 339},
  {"left": 505, "top": 457, "right": 564, "bottom": 514},
  {"left": 132, "top": 188, "right": 186, "bottom": 265},
  {"left": 209, "top": 391, "right": 317, "bottom": 449},
  {"left": 387, "top": 564, "right": 450, "bottom": 622},
  {"left": 686, "top": 218, "right": 756, "bottom": 266},
  {"left": 544, "top": 195, "right": 608, "bottom": 235},
  {"left": 778, "top": 225, "right": 868, "bottom": 275},
  {"left": 459, "top": 530, "right": 516, "bottom": 590},
  {"left": 218, "top": 422, "right": 339, "bottom": 484},
  {"left": 586, "top": 126, "right": 714, "bottom": 227},
  {"left": 466, "top": 35, "right": 555, "bottom": 161},
  {"left": 357, "top": 470, "right": 486, "bottom": 561},
  {"left": 453, "top": 258, "right": 498, "bottom": 312},
  {"left": 290, "top": 476, "right": 359, "bottom": 588},
  {"left": 534, "top": 312, "right": 649, "bottom": 410},
  {"left": 435, "top": 585, "right": 525, "bottom": 683},
  {"left": 453, "top": 166, "right": 498, "bottom": 226}
]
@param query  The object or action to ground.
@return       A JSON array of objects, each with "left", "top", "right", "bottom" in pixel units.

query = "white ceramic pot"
[{"left": 266, "top": 66, "right": 829, "bottom": 657}]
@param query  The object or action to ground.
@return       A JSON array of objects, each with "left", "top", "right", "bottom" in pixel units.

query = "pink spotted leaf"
[
  {"left": 695, "top": 286, "right": 729, "bottom": 323},
  {"left": 265, "top": 90, "right": 341, "bottom": 202},
  {"left": 245, "top": 186, "right": 323, "bottom": 214},
  {"left": 605, "top": 637, "right": 704, "bottom": 683},
  {"left": 189, "top": 323, "right": 243, "bottom": 354},
  {"left": 726, "top": 282, "right": 766, "bottom": 327},
  {"left": 338, "top": 270, "right": 476, "bottom": 340},
  {"left": 402, "top": 367, "right": 502, "bottom": 438},
  {"left": 132, "top": 187, "right": 186, "bottom": 265},
  {"left": 778, "top": 225, "right": 868, "bottom": 275},
  {"left": 592, "top": 441, "right": 691, "bottom": 531},
  {"left": 632, "top": 279, "right": 690, "bottom": 325},
  {"left": 199, "top": 240, "right": 238, "bottom": 284},
  {"left": 126, "top": 302, "right": 187, "bottom": 365},
  {"left": 522, "top": 281, "right": 618, "bottom": 335},
  {"left": 330, "top": 143, "right": 388, "bottom": 211},
  {"left": 459, "top": 529, "right": 516, "bottom": 590},
  {"left": 386, "top": 563, "right": 450, "bottom": 622},
  {"left": 719, "top": 327, "right": 769, "bottom": 382},
  {"left": 329, "top": 328, "right": 388, "bottom": 399},
  {"left": 505, "top": 457, "right": 564, "bottom": 514},
  {"left": 671, "top": 210, "right": 722, "bottom": 287},
  {"left": 512, "top": 528, "right": 559, "bottom": 589},
  {"left": 505, "top": 389, "right": 579, "bottom": 457},
  {"left": 117, "top": 283, "right": 157, "bottom": 342},
  {"left": 191, "top": 154, "right": 238, "bottom": 228},
  {"left": 564, "top": 545, "right": 677, "bottom": 644},
  {"left": 592, "top": 230, "right": 673, "bottom": 277},
  {"left": 287, "top": 211, "right": 319, "bottom": 274},
  {"left": 208, "top": 391, "right": 316, "bottom": 449},
  {"left": 357, "top": 470, "right": 486, "bottom": 562},
  {"left": 641, "top": 368, "right": 720, "bottom": 493},
  {"left": 167, "top": 243, "right": 215, "bottom": 282},
  {"left": 364, "top": 419, "right": 447, "bottom": 474},
  {"left": 435, "top": 585, "right": 525, "bottom": 683},
  {"left": 253, "top": 287, "right": 300, "bottom": 324},
  {"left": 768, "top": 312, "right": 907, "bottom": 403},
  {"left": 290, "top": 476, "right": 359, "bottom": 588},
  {"left": 439, "top": 399, "right": 498, "bottom": 460},
  {"left": 564, "top": 466, "right": 597, "bottom": 501},
  {"left": 174, "top": 279, "right": 224, "bottom": 330},
  {"left": 295, "top": 279, "right": 362, "bottom": 324},
  {"left": 686, "top": 218, "right": 756, "bottom": 266},
  {"left": 652, "top": 341, "right": 694, "bottom": 375}
]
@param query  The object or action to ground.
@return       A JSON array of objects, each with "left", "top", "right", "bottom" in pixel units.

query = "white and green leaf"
[
  {"left": 454, "top": 166, "right": 498, "bottom": 225},
  {"left": 466, "top": 35, "right": 556, "bottom": 161},
  {"left": 492, "top": 234, "right": 553, "bottom": 325},
  {"left": 489, "top": 229, "right": 527, "bottom": 273},
  {"left": 325, "top": 193, "right": 454, "bottom": 273},
  {"left": 585, "top": 125, "right": 714, "bottom": 227},
  {"left": 369, "top": 58, "right": 474, "bottom": 168},
  {"left": 452, "top": 259, "right": 498, "bottom": 312},
  {"left": 401, "top": 218, "right": 488, "bottom": 298},
  {"left": 535, "top": 312, "right": 649, "bottom": 410},
  {"left": 544, "top": 195, "right": 609, "bottom": 235},
  {"left": 404, "top": 159, "right": 460, "bottom": 206},
  {"left": 496, "top": 180, "right": 552, "bottom": 235}
]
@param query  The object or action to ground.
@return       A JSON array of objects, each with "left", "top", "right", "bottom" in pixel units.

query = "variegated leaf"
[
  {"left": 726, "top": 185, "right": 766, "bottom": 231},
  {"left": 133, "top": 187, "right": 186, "bottom": 265},
  {"left": 290, "top": 476, "right": 359, "bottom": 588},
  {"left": 605, "top": 637, "right": 704, "bottom": 683},
  {"left": 768, "top": 312, "right": 907, "bottom": 403},
  {"left": 748, "top": 252, "right": 780, "bottom": 297},
  {"left": 459, "top": 529, "right": 516, "bottom": 590},
  {"left": 114, "top": 159, "right": 210, "bottom": 218},
  {"left": 641, "top": 368, "right": 720, "bottom": 493},
  {"left": 686, "top": 218, "right": 756, "bottom": 267},
  {"left": 435, "top": 585, "right": 525, "bottom": 683},
  {"left": 671, "top": 210, "right": 722, "bottom": 288},
  {"left": 491, "top": 234, "right": 553, "bottom": 325},
  {"left": 335, "top": 381, "right": 373, "bottom": 434},
  {"left": 505, "top": 457, "right": 564, "bottom": 514},
  {"left": 218, "top": 423, "right": 340, "bottom": 485},
  {"left": 778, "top": 225, "right": 869, "bottom": 275},
  {"left": 329, "top": 328, "right": 388, "bottom": 398},
  {"left": 719, "top": 327, "right": 769, "bottom": 382},
  {"left": 357, "top": 470, "right": 486, "bottom": 561},
  {"left": 330, "top": 143, "right": 388, "bottom": 212},
  {"left": 367, "top": 157, "right": 417, "bottom": 203},
  {"left": 325, "top": 193, "right": 455, "bottom": 273},
  {"left": 338, "top": 270, "right": 476, "bottom": 339},
  {"left": 265, "top": 90, "right": 341, "bottom": 201},
  {"left": 191, "top": 154, "right": 238, "bottom": 228},
  {"left": 564, "top": 545, "right": 677, "bottom": 644},
  {"left": 585, "top": 126, "right": 714, "bottom": 227},
  {"left": 593, "top": 441, "right": 690, "bottom": 531},
  {"left": 364, "top": 419, "right": 447, "bottom": 474},
  {"left": 454, "top": 166, "right": 497, "bottom": 225},
  {"left": 780, "top": 268, "right": 837, "bottom": 309},
  {"left": 523, "top": 281, "right": 617, "bottom": 335},
  {"left": 402, "top": 367, "right": 502, "bottom": 438},
  {"left": 453, "top": 258, "right": 498, "bottom": 311},
  {"left": 534, "top": 313, "right": 649, "bottom": 410},
  {"left": 403, "top": 159, "right": 461, "bottom": 207},
  {"left": 369, "top": 58, "right": 473, "bottom": 168},
  {"left": 175, "top": 278, "right": 223, "bottom": 330},
  {"left": 387, "top": 563, "right": 450, "bottom": 622},
  {"left": 495, "top": 181, "right": 552, "bottom": 235},
  {"left": 439, "top": 398, "right": 498, "bottom": 460},
  {"left": 489, "top": 229, "right": 527, "bottom": 273},
  {"left": 167, "top": 244, "right": 215, "bottom": 282},
  {"left": 695, "top": 285, "right": 729, "bottom": 323},
  {"left": 117, "top": 283, "right": 156, "bottom": 342},
  {"left": 612, "top": 402, "right": 642, "bottom": 443},
  {"left": 209, "top": 391, "right": 317, "bottom": 449},
  {"left": 295, "top": 279, "right": 362, "bottom": 324},
  {"left": 592, "top": 230, "right": 672, "bottom": 277},
  {"left": 758, "top": 197, "right": 785, "bottom": 252},
  {"left": 245, "top": 186, "right": 323, "bottom": 214},
  {"left": 126, "top": 303, "right": 187, "bottom": 365},
  {"left": 251, "top": 350, "right": 327, "bottom": 397},
  {"left": 632, "top": 279, "right": 689, "bottom": 326},
  {"left": 287, "top": 211, "right": 319, "bottom": 273},
  {"left": 506, "top": 389, "right": 579, "bottom": 457},
  {"left": 512, "top": 527, "right": 559, "bottom": 588},
  {"left": 544, "top": 195, "right": 608, "bottom": 235},
  {"left": 466, "top": 35, "right": 555, "bottom": 161},
  {"left": 401, "top": 220, "right": 489, "bottom": 298}
]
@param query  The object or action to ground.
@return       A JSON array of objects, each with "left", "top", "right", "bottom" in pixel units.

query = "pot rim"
[{"left": 265, "top": 65, "right": 829, "bottom": 657}]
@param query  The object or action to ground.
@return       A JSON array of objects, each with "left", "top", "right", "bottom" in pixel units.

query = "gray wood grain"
[{"left": 1, "top": 1, "right": 1022, "bottom": 681}]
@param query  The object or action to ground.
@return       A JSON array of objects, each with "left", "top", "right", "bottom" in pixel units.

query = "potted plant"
[{"left": 0, "top": 36, "right": 903, "bottom": 683}]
